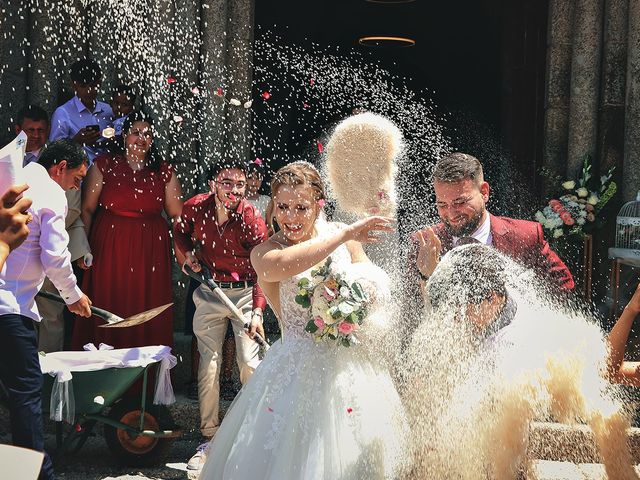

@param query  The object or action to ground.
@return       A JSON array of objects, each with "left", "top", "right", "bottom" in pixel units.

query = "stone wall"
[{"left": 543, "top": 0, "right": 638, "bottom": 202}]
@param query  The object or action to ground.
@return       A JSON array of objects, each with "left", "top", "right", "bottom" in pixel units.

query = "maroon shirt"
[{"left": 174, "top": 194, "right": 268, "bottom": 310}]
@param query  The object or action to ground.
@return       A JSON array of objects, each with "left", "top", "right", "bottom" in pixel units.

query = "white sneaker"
[{"left": 187, "top": 442, "right": 209, "bottom": 471}]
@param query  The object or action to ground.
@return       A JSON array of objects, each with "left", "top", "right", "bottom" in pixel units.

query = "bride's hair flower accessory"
[{"left": 294, "top": 257, "right": 370, "bottom": 347}]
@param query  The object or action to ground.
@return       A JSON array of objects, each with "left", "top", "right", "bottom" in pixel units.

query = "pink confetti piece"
[
  {"left": 166, "top": 76, "right": 177, "bottom": 85},
  {"left": 347, "top": 407, "right": 353, "bottom": 414},
  {"left": 261, "top": 91, "right": 271, "bottom": 100},
  {"left": 377, "top": 190, "right": 388, "bottom": 200},
  {"left": 317, "top": 199, "right": 326, "bottom": 207},
  {"left": 303, "top": 102, "right": 310, "bottom": 109},
  {"left": 267, "top": 407, "right": 273, "bottom": 413},
  {"left": 191, "top": 86, "right": 200, "bottom": 95},
  {"left": 231, "top": 272, "right": 240, "bottom": 281},
  {"left": 254, "top": 158, "right": 263, "bottom": 165},
  {"left": 215, "top": 87, "right": 224, "bottom": 96},
  {"left": 309, "top": 78, "right": 315, "bottom": 86},
  {"left": 316, "top": 141, "right": 324, "bottom": 154}
]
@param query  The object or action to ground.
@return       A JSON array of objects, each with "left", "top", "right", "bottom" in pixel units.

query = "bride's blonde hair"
[{"left": 267, "top": 161, "right": 326, "bottom": 234}]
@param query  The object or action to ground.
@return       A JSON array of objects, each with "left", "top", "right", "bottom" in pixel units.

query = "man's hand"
[
  {"left": 416, "top": 227, "right": 441, "bottom": 279},
  {"left": 72, "top": 127, "right": 101, "bottom": 147},
  {"left": 183, "top": 251, "right": 201, "bottom": 273},
  {"left": 76, "top": 257, "right": 91, "bottom": 270},
  {"left": 626, "top": 284, "right": 640, "bottom": 315},
  {"left": 0, "top": 184, "right": 33, "bottom": 255},
  {"left": 68, "top": 294, "right": 92, "bottom": 317},
  {"left": 247, "top": 309, "right": 265, "bottom": 340}
]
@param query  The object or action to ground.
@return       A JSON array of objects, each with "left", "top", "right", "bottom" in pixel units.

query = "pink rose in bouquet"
[
  {"left": 338, "top": 322, "right": 356, "bottom": 335},
  {"left": 560, "top": 211, "right": 575, "bottom": 226}
]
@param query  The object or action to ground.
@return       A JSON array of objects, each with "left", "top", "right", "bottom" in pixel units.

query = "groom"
[{"left": 406, "top": 152, "right": 574, "bottom": 312}]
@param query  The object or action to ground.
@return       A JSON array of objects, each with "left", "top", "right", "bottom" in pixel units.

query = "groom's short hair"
[{"left": 432, "top": 152, "right": 484, "bottom": 185}]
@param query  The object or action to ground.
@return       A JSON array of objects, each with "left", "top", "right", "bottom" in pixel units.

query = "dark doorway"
[{"left": 254, "top": 0, "right": 549, "bottom": 213}]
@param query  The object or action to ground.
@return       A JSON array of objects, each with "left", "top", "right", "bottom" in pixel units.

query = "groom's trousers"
[{"left": 192, "top": 284, "right": 261, "bottom": 437}]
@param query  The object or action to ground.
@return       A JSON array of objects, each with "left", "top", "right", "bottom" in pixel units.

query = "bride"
[{"left": 198, "top": 161, "right": 409, "bottom": 479}]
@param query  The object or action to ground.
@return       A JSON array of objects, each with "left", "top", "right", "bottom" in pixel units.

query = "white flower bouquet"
[{"left": 295, "top": 257, "right": 370, "bottom": 347}]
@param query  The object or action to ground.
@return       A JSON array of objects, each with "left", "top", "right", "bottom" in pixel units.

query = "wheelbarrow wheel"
[{"left": 104, "top": 399, "right": 173, "bottom": 466}]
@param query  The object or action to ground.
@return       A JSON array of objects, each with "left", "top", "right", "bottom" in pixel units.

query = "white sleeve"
[{"left": 39, "top": 204, "right": 83, "bottom": 304}]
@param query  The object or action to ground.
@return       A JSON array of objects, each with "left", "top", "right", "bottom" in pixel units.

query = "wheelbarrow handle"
[
  {"left": 182, "top": 263, "right": 269, "bottom": 349},
  {"left": 36, "top": 290, "right": 117, "bottom": 323}
]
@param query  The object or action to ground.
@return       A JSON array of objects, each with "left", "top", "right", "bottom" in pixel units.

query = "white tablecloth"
[{"left": 39, "top": 344, "right": 177, "bottom": 422}]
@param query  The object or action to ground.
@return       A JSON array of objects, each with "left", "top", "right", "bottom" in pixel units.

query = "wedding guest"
[
  {"left": 71, "top": 112, "right": 183, "bottom": 351},
  {"left": 427, "top": 244, "right": 517, "bottom": 345},
  {"left": 0, "top": 184, "right": 32, "bottom": 270},
  {"left": 407, "top": 152, "right": 574, "bottom": 313},
  {"left": 607, "top": 283, "right": 640, "bottom": 385},
  {"left": 246, "top": 161, "right": 270, "bottom": 218},
  {"left": 49, "top": 58, "right": 113, "bottom": 163},
  {"left": 0, "top": 140, "right": 92, "bottom": 480},
  {"left": 173, "top": 161, "right": 268, "bottom": 471},
  {"left": 14, "top": 105, "right": 49, "bottom": 165},
  {"left": 110, "top": 84, "right": 136, "bottom": 136}
]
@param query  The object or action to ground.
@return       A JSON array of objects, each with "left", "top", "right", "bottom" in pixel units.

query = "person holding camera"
[{"left": 49, "top": 58, "right": 113, "bottom": 164}]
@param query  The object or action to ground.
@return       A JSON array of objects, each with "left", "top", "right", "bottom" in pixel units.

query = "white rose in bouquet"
[
  {"left": 562, "top": 180, "right": 576, "bottom": 190},
  {"left": 576, "top": 187, "right": 589, "bottom": 198},
  {"left": 587, "top": 194, "right": 599, "bottom": 205}
]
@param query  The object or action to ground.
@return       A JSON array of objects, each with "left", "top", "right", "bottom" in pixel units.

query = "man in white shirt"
[
  {"left": 49, "top": 58, "right": 113, "bottom": 164},
  {"left": 0, "top": 139, "right": 92, "bottom": 480},
  {"left": 16, "top": 104, "right": 92, "bottom": 352}
]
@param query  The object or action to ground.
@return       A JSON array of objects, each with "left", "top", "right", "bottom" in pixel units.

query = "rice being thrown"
[{"left": 324, "top": 112, "right": 403, "bottom": 217}]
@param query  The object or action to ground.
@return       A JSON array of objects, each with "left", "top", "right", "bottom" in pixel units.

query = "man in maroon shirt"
[{"left": 174, "top": 162, "right": 268, "bottom": 470}]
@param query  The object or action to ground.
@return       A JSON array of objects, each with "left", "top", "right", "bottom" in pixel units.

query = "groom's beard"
[{"left": 443, "top": 206, "right": 485, "bottom": 237}]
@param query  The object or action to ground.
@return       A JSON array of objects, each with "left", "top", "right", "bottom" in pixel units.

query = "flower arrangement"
[
  {"left": 295, "top": 257, "right": 370, "bottom": 347},
  {"left": 535, "top": 155, "right": 617, "bottom": 239}
]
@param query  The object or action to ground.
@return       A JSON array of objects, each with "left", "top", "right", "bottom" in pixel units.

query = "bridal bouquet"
[
  {"left": 295, "top": 257, "right": 370, "bottom": 347},
  {"left": 535, "top": 155, "right": 616, "bottom": 239}
]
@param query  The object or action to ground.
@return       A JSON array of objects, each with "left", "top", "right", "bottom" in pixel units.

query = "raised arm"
[
  {"left": 250, "top": 216, "right": 394, "bottom": 283},
  {"left": 607, "top": 283, "right": 640, "bottom": 385},
  {"left": 81, "top": 163, "right": 103, "bottom": 237},
  {"left": 164, "top": 170, "right": 184, "bottom": 221}
]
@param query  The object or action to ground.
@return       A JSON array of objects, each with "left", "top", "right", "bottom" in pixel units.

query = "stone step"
[
  {"left": 530, "top": 460, "right": 640, "bottom": 479},
  {"left": 528, "top": 421, "right": 640, "bottom": 464}
]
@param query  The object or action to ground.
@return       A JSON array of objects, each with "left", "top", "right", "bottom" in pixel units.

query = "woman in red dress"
[{"left": 72, "top": 112, "right": 183, "bottom": 349}]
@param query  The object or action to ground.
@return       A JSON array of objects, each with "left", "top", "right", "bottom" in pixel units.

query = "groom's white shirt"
[{"left": 452, "top": 211, "right": 492, "bottom": 247}]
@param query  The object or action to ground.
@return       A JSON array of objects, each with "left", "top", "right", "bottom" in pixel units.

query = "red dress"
[{"left": 71, "top": 154, "right": 174, "bottom": 350}]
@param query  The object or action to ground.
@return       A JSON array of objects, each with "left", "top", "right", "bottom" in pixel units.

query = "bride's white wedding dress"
[{"left": 199, "top": 241, "right": 409, "bottom": 480}]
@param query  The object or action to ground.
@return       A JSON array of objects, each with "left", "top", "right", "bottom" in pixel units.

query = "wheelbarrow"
[{"left": 39, "top": 348, "right": 182, "bottom": 466}]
